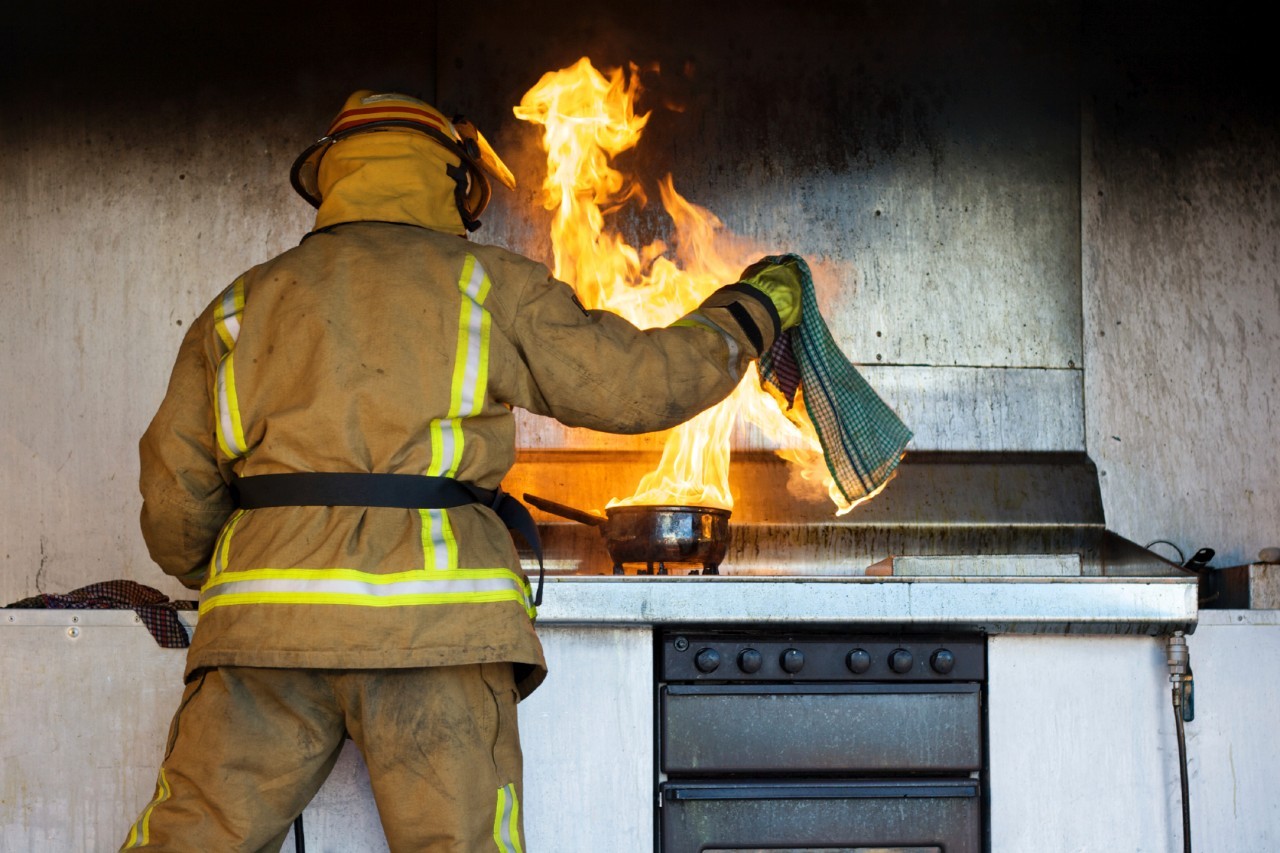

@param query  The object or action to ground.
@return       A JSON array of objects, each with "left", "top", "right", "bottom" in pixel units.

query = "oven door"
[
  {"left": 661, "top": 683, "right": 983, "bottom": 774},
  {"left": 660, "top": 778, "right": 981, "bottom": 853}
]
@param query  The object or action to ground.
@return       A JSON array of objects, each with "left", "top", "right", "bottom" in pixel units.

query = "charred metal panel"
[
  {"left": 513, "top": 365, "right": 1085, "bottom": 452},
  {"left": 438, "top": 0, "right": 1083, "bottom": 452}
]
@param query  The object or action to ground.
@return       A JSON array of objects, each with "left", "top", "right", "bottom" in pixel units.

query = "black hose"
[
  {"left": 294, "top": 813, "right": 305, "bottom": 853},
  {"left": 1174, "top": 697, "right": 1191, "bottom": 853}
]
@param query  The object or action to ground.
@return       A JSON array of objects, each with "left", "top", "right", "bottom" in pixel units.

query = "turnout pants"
[{"left": 122, "top": 663, "right": 525, "bottom": 852}]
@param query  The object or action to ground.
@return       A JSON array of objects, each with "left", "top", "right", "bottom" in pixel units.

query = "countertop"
[{"left": 4, "top": 574, "right": 1197, "bottom": 636}]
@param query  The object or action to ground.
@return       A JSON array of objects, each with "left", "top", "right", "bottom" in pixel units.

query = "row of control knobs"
[{"left": 693, "top": 646, "right": 957, "bottom": 675}]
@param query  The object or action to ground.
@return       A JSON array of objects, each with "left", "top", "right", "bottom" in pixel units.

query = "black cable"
[
  {"left": 1145, "top": 539, "right": 1186, "bottom": 565},
  {"left": 294, "top": 813, "right": 305, "bottom": 853},
  {"left": 1175, "top": 694, "right": 1191, "bottom": 853}
]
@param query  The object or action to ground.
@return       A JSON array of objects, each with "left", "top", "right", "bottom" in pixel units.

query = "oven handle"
[{"left": 663, "top": 780, "right": 980, "bottom": 801}]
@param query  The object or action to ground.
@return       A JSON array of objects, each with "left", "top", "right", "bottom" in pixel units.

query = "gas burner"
[{"left": 613, "top": 561, "right": 719, "bottom": 576}]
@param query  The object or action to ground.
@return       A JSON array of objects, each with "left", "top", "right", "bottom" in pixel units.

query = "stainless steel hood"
[{"left": 507, "top": 451, "right": 1193, "bottom": 579}]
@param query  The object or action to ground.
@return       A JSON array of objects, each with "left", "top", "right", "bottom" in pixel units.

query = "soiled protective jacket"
[{"left": 139, "top": 130, "right": 781, "bottom": 698}]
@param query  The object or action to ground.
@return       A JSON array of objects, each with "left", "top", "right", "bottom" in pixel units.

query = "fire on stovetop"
[{"left": 514, "top": 57, "right": 857, "bottom": 515}]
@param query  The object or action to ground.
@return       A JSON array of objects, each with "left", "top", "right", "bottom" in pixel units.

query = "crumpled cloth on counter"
[
  {"left": 757, "top": 253, "right": 912, "bottom": 507},
  {"left": 5, "top": 580, "right": 196, "bottom": 648}
]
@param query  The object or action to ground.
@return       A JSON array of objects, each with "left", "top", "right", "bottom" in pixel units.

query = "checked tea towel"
[{"left": 757, "top": 254, "right": 912, "bottom": 507}]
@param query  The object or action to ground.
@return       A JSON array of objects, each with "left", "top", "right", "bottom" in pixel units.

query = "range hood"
[{"left": 506, "top": 451, "right": 1193, "bottom": 579}]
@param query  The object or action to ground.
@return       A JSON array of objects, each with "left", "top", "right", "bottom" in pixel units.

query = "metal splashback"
[{"left": 506, "top": 450, "right": 1191, "bottom": 578}]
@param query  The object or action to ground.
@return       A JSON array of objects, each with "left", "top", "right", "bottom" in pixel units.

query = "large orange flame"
[{"left": 515, "top": 57, "right": 854, "bottom": 514}]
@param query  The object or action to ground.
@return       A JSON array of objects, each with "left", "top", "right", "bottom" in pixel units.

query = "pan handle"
[{"left": 523, "top": 493, "right": 607, "bottom": 527}]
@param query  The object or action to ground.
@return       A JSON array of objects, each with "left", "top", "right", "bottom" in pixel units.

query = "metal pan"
[{"left": 524, "top": 493, "right": 730, "bottom": 575}]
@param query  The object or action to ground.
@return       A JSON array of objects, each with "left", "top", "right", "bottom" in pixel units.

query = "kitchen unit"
[{"left": 3, "top": 572, "right": 1208, "bottom": 852}]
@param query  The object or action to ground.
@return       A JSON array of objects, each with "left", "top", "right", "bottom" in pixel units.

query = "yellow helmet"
[{"left": 290, "top": 90, "right": 516, "bottom": 231}]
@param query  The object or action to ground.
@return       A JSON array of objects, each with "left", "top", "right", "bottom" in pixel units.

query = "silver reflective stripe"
[
  {"left": 213, "top": 278, "right": 248, "bottom": 458},
  {"left": 202, "top": 573, "right": 527, "bottom": 603},
  {"left": 458, "top": 257, "right": 489, "bottom": 416},
  {"left": 215, "top": 357, "right": 246, "bottom": 456},
  {"left": 433, "top": 419, "right": 459, "bottom": 475},
  {"left": 494, "top": 783, "right": 522, "bottom": 853},
  {"left": 426, "top": 508, "right": 450, "bottom": 570},
  {"left": 220, "top": 285, "right": 241, "bottom": 342}
]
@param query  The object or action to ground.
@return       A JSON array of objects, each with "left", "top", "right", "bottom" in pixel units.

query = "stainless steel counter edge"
[
  {"left": 531, "top": 576, "right": 1199, "bottom": 634},
  {"left": 2, "top": 576, "right": 1199, "bottom": 635}
]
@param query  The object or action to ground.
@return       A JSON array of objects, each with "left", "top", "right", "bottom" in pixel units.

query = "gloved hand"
[{"left": 738, "top": 257, "right": 803, "bottom": 331}]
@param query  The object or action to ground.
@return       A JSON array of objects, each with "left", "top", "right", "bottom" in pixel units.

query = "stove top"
[{"left": 509, "top": 451, "right": 1194, "bottom": 579}]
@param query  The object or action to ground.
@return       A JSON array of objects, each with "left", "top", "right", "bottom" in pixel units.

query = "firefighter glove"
[{"left": 739, "top": 257, "right": 803, "bottom": 331}]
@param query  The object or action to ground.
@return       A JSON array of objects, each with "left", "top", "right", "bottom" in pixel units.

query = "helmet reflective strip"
[
  {"left": 492, "top": 783, "right": 524, "bottom": 853},
  {"left": 212, "top": 278, "right": 248, "bottom": 458},
  {"left": 198, "top": 567, "right": 533, "bottom": 616}
]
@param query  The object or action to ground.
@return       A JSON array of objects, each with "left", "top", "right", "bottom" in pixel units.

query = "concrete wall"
[
  {"left": 2, "top": 1, "right": 1276, "bottom": 587},
  {"left": 1, "top": 2, "right": 439, "bottom": 603},
  {"left": 1081, "top": 3, "right": 1280, "bottom": 567}
]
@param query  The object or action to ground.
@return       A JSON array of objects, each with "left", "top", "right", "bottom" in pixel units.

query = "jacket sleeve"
[
  {"left": 508, "top": 266, "right": 782, "bottom": 434},
  {"left": 138, "top": 313, "right": 235, "bottom": 589}
]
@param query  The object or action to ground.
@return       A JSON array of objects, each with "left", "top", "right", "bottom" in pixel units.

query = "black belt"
[{"left": 230, "top": 473, "right": 545, "bottom": 606}]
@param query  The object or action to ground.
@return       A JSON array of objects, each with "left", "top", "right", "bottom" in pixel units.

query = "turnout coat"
[{"left": 139, "top": 131, "right": 781, "bottom": 698}]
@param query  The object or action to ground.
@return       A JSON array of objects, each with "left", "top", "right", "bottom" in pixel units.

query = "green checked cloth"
[{"left": 757, "top": 254, "right": 912, "bottom": 506}]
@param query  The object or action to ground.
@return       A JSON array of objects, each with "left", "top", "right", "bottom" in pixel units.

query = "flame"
[{"left": 515, "top": 57, "right": 854, "bottom": 514}]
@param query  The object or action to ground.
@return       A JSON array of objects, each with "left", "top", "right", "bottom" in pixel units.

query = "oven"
[{"left": 657, "top": 629, "right": 986, "bottom": 853}]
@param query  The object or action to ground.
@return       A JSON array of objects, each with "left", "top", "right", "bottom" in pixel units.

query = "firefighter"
[{"left": 123, "top": 90, "right": 801, "bottom": 851}]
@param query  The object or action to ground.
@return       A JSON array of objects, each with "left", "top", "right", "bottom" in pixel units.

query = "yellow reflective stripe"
[
  {"left": 206, "top": 509, "right": 246, "bottom": 583},
  {"left": 493, "top": 783, "right": 523, "bottom": 853},
  {"left": 508, "top": 786, "right": 523, "bottom": 853},
  {"left": 204, "top": 566, "right": 523, "bottom": 585},
  {"left": 454, "top": 264, "right": 493, "bottom": 417},
  {"left": 212, "top": 277, "right": 248, "bottom": 459},
  {"left": 215, "top": 351, "right": 248, "bottom": 458},
  {"left": 201, "top": 589, "right": 528, "bottom": 612},
  {"left": 199, "top": 567, "right": 534, "bottom": 617},
  {"left": 213, "top": 277, "right": 245, "bottom": 354},
  {"left": 430, "top": 255, "right": 493, "bottom": 479},
  {"left": 124, "top": 768, "right": 171, "bottom": 848},
  {"left": 426, "top": 420, "right": 451, "bottom": 477},
  {"left": 418, "top": 508, "right": 457, "bottom": 571}
]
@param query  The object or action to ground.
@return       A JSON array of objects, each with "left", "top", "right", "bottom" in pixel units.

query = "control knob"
[
  {"left": 738, "top": 648, "right": 763, "bottom": 674},
  {"left": 780, "top": 648, "right": 805, "bottom": 674},
  {"left": 888, "top": 648, "right": 914, "bottom": 674},
  {"left": 846, "top": 648, "right": 872, "bottom": 674},
  {"left": 694, "top": 648, "right": 721, "bottom": 673},
  {"left": 930, "top": 649, "right": 956, "bottom": 674}
]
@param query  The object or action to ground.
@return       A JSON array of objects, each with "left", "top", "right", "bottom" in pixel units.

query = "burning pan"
[{"left": 523, "top": 493, "right": 730, "bottom": 575}]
